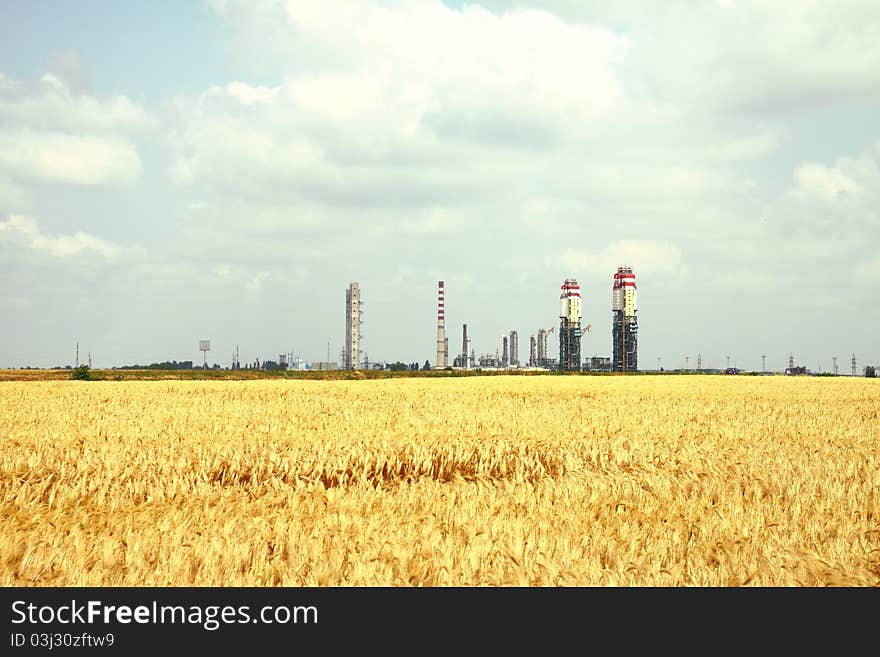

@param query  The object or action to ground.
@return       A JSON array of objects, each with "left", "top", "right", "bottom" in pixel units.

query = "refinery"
[
  {"left": 62, "top": 264, "right": 875, "bottom": 377},
  {"left": 197, "top": 264, "right": 874, "bottom": 377},
  {"left": 328, "top": 272, "right": 633, "bottom": 374},
  {"left": 62, "top": 265, "right": 880, "bottom": 377},
  {"left": 390, "top": 269, "right": 641, "bottom": 374}
]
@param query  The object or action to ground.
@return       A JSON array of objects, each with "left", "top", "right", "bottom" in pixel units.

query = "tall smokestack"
[
  {"left": 462, "top": 323, "right": 468, "bottom": 370},
  {"left": 436, "top": 281, "right": 447, "bottom": 368},
  {"left": 537, "top": 328, "right": 547, "bottom": 366}
]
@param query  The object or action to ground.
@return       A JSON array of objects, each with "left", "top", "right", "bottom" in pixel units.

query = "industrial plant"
[
  {"left": 612, "top": 266, "right": 638, "bottom": 373},
  {"left": 535, "top": 327, "right": 554, "bottom": 368},
  {"left": 139, "top": 265, "right": 870, "bottom": 378},
  {"left": 65, "top": 268, "right": 875, "bottom": 376},
  {"left": 558, "top": 278, "right": 583, "bottom": 371},
  {"left": 182, "top": 270, "right": 642, "bottom": 375},
  {"left": 424, "top": 272, "right": 637, "bottom": 374}
]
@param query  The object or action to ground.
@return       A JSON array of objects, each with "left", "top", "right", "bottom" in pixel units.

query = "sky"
[{"left": 1, "top": 0, "right": 879, "bottom": 372}]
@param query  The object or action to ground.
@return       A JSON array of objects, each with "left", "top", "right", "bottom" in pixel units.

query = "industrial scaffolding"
[
  {"left": 344, "top": 282, "right": 362, "bottom": 370},
  {"left": 612, "top": 310, "right": 638, "bottom": 373},
  {"left": 611, "top": 266, "right": 638, "bottom": 373},
  {"left": 559, "top": 318, "right": 582, "bottom": 371},
  {"left": 558, "top": 278, "right": 583, "bottom": 372}
]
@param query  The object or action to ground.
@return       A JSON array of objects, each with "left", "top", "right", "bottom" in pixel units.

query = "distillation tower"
[
  {"left": 559, "top": 278, "right": 583, "bottom": 371},
  {"left": 344, "top": 282, "right": 361, "bottom": 370},
  {"left": 612, "top": 266, "right": 638, "bottom": 372}
]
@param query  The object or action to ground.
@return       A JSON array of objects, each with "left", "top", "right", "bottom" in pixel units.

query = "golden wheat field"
[{"left": 1, "top": 374, "right": 878, "bottom": 586}]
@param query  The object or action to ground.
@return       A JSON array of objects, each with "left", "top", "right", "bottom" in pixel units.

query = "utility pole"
[
  {"left": 685, "top": 356, "right": 689, "bottom": 370},
  {"left": 726, "top": 355, "right": 730, "bottom": 369},
  {"left": 852, "top": 353, "right": 857, "bottom": 376},
  {"left": 832, "top": 356, "right": 838, "bottom": 376},
  {"left": 75, "top": 342, "right": 79, "bottom": 368},
  {"left": 657, "top": 356, "right": 661, "bottom": 372},
  {"left": 762, "top": 354, "right": 766, "bottom": 373}
]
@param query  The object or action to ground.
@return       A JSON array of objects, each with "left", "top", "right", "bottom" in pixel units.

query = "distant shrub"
[{"left": 70, "top": 365, "right": 96, "bottom": 381}]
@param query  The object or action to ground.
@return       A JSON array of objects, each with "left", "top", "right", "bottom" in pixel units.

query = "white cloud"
[
  {"left": 752, "top": 142, "right": 880, "bottom": 291},
  {"left": 477, "top": 0, "right": 880, "bottom": 116},
  {"left": 246, "top": 271, "right": 270, "bottom": 290},
  {"left": 0, "top": 130, "right": 141, "bottom": 185},
  {"left": 0, "top": 214, "right": 38, "bottom": 236},
  {"left": 175, "top": 0, "right": 629, "bottom": 203},
  {"left": 0, "top": 72, "right": 150, "bottom": 188},
  {"left": 214, "top": 264, "right": 272, "bottom": 290},
  {"left": 779, "top": 145, "right": 880, "bottom": 240},
  {"left": 0, "top": 214, "right": 143, "bottom": 259},
  {"left": 793, "top": 163, "right": 862, "bottom": 202},
  {"left": 555, "top": 240, "right": 684, "bottom": 279},
  {"left": 225, "top": 82, "right": 280, "bottom": 106},
  {"left": 0, "top": 73, "right": 153, "bottom": 133}
]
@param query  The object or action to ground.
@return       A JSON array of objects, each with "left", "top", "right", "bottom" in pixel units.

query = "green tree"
[{"left": 70, "top": 364, "right": 94, "bottom": 381}]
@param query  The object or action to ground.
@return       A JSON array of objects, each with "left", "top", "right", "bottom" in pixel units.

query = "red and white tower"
[
  {"left": 558, "top": 278, "right": 583, "bottom": 370},
  {"left": 612, "top": 266, "right": 638, "bottom": 372}
]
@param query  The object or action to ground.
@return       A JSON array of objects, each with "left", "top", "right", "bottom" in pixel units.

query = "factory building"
[
  {"left": 453, "top": 323, "right": 472, "bottom": 369},
  {"left": 584, "top": 355, "right": 612, "bottom": 372},
  {"left": 344, "top": 282, "right": 361, "bottom": 370},
  {"left": 558, "top": 278, "right": 583, "bottom": 371},
  {"left": 509, "top": 330, "right": 519, "bottom": 367},
  {"left": 435, "top": 281, "right": 448, "bottom": 368},
  {"left": 536, "top": 327, "right": 554, "bottom": 368},
  {"left": 612, "top": 266, "right": 638, "bottom": 372},
  {"left": 529, "top": 335, "right": 537, "bottom": 367},
  {"left": 501, "top": 335, "right": 509, "bottom": 368}
]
